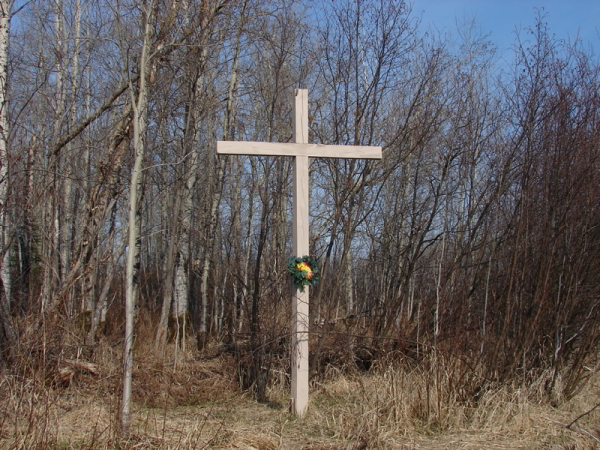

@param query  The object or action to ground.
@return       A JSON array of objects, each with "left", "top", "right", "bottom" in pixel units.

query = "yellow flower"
[{"left": 296, "top": 262, "right": 313, "bottom": 279}]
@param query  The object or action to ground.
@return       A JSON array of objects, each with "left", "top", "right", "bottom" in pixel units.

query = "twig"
[
  {"left": 567, "top": 403, "right": 599, "bottom": 429},
  {"left": 546, "top": 416, "right": 600, "bottom": 443}
]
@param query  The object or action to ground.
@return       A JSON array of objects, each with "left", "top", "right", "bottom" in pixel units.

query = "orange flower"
[{"left": 296, "top": 262, "right": 313, "bottom": 279}]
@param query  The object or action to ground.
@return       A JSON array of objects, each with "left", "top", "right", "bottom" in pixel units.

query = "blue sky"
[{"left": 412, "top": 0, "right": 599, "bottom": 63}]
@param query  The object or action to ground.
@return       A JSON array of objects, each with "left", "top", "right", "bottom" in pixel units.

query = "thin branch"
[
  {"left": 567, "top": 403, "right": 600, "bottom": 429},
  {"left": 10, "top": 1, "right": 34, "bottom": 18},
  {"left": 51, "top": 75, "right": 138, "bottom": 158},
  {"left": 546, "top": 414, "right": 600, "bottom": 443}
]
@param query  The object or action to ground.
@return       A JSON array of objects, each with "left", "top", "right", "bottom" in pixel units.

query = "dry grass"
[
  {"left": 296, "top": 360, "right": 600, "bottom": 449},
  {"left": 0, "top": 338, "right": 598, "bottom": 450}
]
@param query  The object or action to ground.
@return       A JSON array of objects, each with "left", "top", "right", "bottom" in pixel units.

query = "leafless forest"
[{"left": 0, "top": 0, "right": 598, "bottom": 442}]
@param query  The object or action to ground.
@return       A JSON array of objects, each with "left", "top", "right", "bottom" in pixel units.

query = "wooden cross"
[{"left": 217, "top": 89, "right": 382, "bottom": 417}]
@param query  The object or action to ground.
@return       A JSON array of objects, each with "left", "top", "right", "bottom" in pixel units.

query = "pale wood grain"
[
  {"left": 217, "top": 141, "right": 382, "bottom": 159},
  {"left": 291, "top": 90, "right": 310, "bottom": 417}
]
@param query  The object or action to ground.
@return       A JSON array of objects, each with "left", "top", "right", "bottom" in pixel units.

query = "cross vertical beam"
[
  {"left": 291, "top": 89, "right": 309, "bottom": 417},
  {"left": 216, "top": 89, "right": 381, "bottom": 418}
]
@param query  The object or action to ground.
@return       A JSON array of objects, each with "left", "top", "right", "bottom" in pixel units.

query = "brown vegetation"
[{"left": 0, "top": 329, "right": 598, "bottom": 449}]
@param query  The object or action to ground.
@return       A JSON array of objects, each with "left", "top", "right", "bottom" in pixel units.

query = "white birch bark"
[
  {"left": 0, "top": 0, "right": 10, "bottom": 297},
  {"left": 173, "top": 206, "right": 191, "bottom": 317},
  {"left": 0, "top": 0, "right": 16, "bottom": 353}
]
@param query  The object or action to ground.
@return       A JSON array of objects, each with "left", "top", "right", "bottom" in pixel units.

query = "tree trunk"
[
  {"left": 345, "top": 247, "right": 354, "bottom": 314},
  {"left": 239, "top": 158, "right": 256, "bottom": 333},
  {"left": 122, "top": 2, "right": 154, "bottom": 435},
  {"left": 65, "top": 0, "right": 81, "bottom": 314},
  {"left": 55, "top": 0, "right": 68, "bottom": 289},
  {"left": 156, "top": 178, "right": 182, "bottom": 353},
  {"left": 0, "top": 0, "right": 16, "bottom": 361},
  {"left": 172, "top": 106, "right": 198, "bottom": 346},
  {"left": 198, "top": 153, "right": 224, "bottom": 349}
]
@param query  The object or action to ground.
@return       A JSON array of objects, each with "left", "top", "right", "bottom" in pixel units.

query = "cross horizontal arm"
[{"left": 217, "top": 141, "right": 382, "bottom": 159}]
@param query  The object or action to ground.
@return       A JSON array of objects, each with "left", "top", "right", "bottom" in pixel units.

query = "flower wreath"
[{"left": 288, "top": 256, "right": 320, "bottom": 291}]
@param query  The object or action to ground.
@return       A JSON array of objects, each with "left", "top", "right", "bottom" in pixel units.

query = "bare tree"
[
  {"left": 121, "top": 0, "right": 155, "bottom": 434},
  {"left": 0, "top": 0, "right": 15, "bottom": 363}
]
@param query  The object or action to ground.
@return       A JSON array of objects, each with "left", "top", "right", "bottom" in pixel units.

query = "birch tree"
[{"left": 0, "top": 0, "right": 15, "bottom": 361}]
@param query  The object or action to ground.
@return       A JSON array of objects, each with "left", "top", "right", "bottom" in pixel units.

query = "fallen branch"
[
  {"left": 567, "top": 403, "right": 599, "bottom": 429},
  {"left": 546, "top": 414, "right": 600, "bottom": 443},
  {"left": 63, "top": 358, "right": 99, "bottom": 375},
  {"left": 57, "top": 359, "right": 99, "bottom": 385}
]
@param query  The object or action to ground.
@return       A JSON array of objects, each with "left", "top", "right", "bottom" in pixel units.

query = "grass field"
[{"left": 1, "top": 336, "right": 598, "bottom": 450}]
